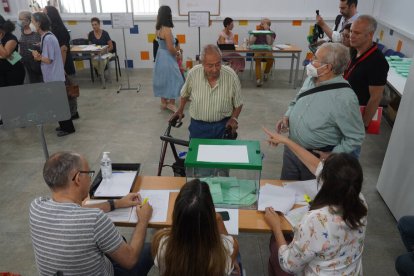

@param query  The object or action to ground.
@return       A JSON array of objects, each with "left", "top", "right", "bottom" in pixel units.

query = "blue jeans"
[
  {"left": 189, "top": 117, "right": 229, "bottom": 139},
  {"left": 396, "top": 216, "right": 414, "bottom": 276},
  {"left": 112, "top": 243, "right": 153, "bottom": 276}
]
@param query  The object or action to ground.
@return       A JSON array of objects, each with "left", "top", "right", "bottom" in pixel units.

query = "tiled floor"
[{"left": 0, "top": 68, "right": 403, "bottom": 275}]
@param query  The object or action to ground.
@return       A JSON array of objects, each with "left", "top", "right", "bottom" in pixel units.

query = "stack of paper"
[
  {"left": 94, "top": 172, "right": 136, "bottom": 197},
  {"left": 84, "top": 199, "right": 133, "bottom": 222},
  {"left": 283, "top": 179, "right": 318, "bottom": 204},
  {"left": 85, "top": 190, "right": 171, "bottom": 223},
  {"left": 130, "top": 190, "right": 170, "bottom": 223},
  {"left": 258, "top": 184, "right": 296, "bottom": 214},
  {"left": 274, "top": 44, "right": 291, "bottom": 49}
]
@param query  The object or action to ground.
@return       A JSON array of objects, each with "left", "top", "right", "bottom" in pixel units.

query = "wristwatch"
[{"left": 108, "top": 199, "right": 115, "bottom": 211}]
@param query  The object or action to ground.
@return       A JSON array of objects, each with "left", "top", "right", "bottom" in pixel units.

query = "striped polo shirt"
[
  {"left": 181, "top": 64, "right": 243, "bottom": 122},
  {"left": 29, "top": 197, "right": 124, "bottom": 276}
]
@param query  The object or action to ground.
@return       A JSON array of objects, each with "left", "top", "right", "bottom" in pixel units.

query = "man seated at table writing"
[
  {"left": 29, "top": 151, "right": 154, "bottom": 275},
  {"left": 249, "top": 18, "right": 276, "bottom": 87}
]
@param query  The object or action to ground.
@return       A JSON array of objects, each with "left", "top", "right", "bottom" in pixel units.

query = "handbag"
[{"left": 65, "top": 76, "right": 80, "bottom": 98}]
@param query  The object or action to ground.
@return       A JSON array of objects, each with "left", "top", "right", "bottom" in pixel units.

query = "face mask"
[
  {"left": 16, "top": 21, "right": 22, "bottom": 28},
  {"left": 306, "top": 63, "right": 327, "bottom": 78},
  {"left": 29, "top": 22, "right": 37, "bottom": 32}
]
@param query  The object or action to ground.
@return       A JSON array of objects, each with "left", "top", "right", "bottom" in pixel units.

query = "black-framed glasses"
[{"left": 72, "top": 170, "right": 95, "bottom": 181}]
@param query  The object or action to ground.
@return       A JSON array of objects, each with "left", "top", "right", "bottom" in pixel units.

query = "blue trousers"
[
  {"left": 281, "top": 145, "right": 362, "bottom": 181},
  {"left": 189, "top": 117, "right": 229, "bottom": 139},
  {"left": 396, "top": 216, "right": 414, "bottom": 276},
  {"left": 112, "top": 242, "right": 154, "bottom": 276}
]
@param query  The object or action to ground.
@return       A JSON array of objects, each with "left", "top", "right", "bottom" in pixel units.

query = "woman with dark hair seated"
[
  {"left": 0, "top": 15, "right": 25, "bottom": 87},
  {"left": 152, "top": 179, "right": 241, "bottom": 276},
  {"left": 88, "top": 17, "right": 114, "bottom": 80},
  {"left": 263, "top": 127, "right": 368, "bottom": 276},
  {"left": 218, "top": 17, "right": 245, "bottom": 74}
]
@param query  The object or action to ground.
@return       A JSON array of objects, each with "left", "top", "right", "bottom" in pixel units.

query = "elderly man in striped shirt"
[
  {"left": 172, "top": 44, "right": 243, "bottom": 139},
  {"left": 30, "top": 151, "right": 153, "bottom": 275}
]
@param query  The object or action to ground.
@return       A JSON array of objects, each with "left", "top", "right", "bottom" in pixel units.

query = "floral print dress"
[{"left": 279, "top": 202, "right": 367, "bottom": 275}]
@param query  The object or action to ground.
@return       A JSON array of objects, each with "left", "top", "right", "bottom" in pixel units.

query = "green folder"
[{"left": 7, "top": 51, "right": 22, "bottom": 65}]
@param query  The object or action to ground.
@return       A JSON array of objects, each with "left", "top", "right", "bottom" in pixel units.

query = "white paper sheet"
[
  {"left": 94, "top": 172, "right": 136, "bottom": 197},
  {"left": 258, "top": 184, "right": 296, "bottom": 214},
  {"left": 283, "top": 179, "right": 319, "bottom": 204},
  {"left": 284, "top": 205, "right": 309, "bottom": 228},
  {"left": 197, "top": 145, "right": 249, "bottom": 163},
  {"left": 274, "top": 44, "right": 291, "bottom": 49},
  {"left": 130, "top": 190, "right": 170, "bottom": 223},
  {"left": 84, "top": 199, "right": 133, "bottom": 222},
  {"left": 216, "top": 208, "right": 239, "bottom": 235}
]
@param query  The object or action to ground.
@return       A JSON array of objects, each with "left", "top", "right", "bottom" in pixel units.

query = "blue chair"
[
  {"left": 377, "top": 43, "right": 386, "bottom": 53},
  {"left": 384, "top": 49, "right": 395, "bottom": 57},
  {"left": 393, "top": 51, "right": 405, "bottom": 58}
]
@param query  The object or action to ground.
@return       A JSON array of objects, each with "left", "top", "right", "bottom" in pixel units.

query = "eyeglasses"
[{"left": 72, "top": 170, "right": 95, "bottom": 181}]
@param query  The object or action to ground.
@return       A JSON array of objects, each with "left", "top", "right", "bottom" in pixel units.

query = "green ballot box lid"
[{"left": 185, "top": 139, "right": 262, "bottom": 170}]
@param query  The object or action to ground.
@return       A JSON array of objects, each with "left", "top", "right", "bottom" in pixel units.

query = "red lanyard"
[{"left": 343, "top": 44, "right": 378, "bottom": 80}]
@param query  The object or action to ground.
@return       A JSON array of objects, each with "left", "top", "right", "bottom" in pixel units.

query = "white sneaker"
[
  {"left": 264, "top": 73, "right": 269, "bottom": 81},
  {"left": 256, "top": 79, "right": 263, "bottom": 87}
]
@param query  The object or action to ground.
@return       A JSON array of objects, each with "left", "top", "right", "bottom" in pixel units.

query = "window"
[{"left": 30, "top": 0, "right": 158, "bottom": 14}]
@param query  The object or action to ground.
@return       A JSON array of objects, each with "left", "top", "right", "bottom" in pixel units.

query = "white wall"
[{"left": 7, "top": 0, "right": 374, "bottom": 70}]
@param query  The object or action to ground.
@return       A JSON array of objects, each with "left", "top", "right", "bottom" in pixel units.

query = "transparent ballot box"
[{"left": 185, "top": 139, "right": 262, "bottom": 209}]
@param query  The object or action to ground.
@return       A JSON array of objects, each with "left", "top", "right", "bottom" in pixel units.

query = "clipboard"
[{"left": 89, "top": 163, "right": 141, "bottom": 198}]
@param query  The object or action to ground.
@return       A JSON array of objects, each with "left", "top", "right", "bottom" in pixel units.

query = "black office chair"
[
  {"left": 71, "top": 38, "right": 95, "bottom": 82},
  {"left": 109, "top": 41, "right": 121, "bottom": 82}
]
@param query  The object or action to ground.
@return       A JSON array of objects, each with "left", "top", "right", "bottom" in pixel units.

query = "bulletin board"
[{"left": 179, "top": 0, "right": 220, "bottom": 16}]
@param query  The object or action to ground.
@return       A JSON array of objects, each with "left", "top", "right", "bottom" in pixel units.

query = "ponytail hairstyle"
[{"left": 311, "top": 153, "right": 367, "bottom": 229}]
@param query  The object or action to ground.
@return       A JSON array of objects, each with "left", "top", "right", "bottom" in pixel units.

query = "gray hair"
[
  {"left": 355, "top": 14, "right": 377, "bottom": 33},
  {"left": 200, "top": 44, "right": 222, "bottom": 62},
  {"left": 18, "top": 11, "right": 32, "bottom": 22},
  {"left": 318, "top": 43, "right": 350, "bottom": 75},
  {"left": 43, "top": 151, "right": 83, "bottom": 190}
]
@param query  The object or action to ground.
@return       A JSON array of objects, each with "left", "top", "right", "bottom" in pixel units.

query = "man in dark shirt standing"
[{"left": 344, "top": 14, "right": 389, "bottom": 128}]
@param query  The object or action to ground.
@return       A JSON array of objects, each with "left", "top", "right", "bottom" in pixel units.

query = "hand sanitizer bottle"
[{"left": 100, "top": 152, "right": 112, "bottom": 180}]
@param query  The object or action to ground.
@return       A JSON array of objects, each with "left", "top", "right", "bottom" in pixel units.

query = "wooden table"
[
  {"left": 222, "top": 45, "right": 302, "bottom": 89},
  {"left": 70, "top": 45, "right": 109, "bottom": 89},
  {"left": 115, "top": 176, "right": 294, "bottom": 233}
]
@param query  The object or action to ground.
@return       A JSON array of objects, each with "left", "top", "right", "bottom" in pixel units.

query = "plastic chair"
[
  {"left": 109, "top": 41, "right": 122, "bottom": 82},
  {"left": 71, "top": 38, "right": 94, "bottom": 82}
]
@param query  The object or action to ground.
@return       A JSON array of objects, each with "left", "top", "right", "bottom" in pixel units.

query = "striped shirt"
[
  {"left": 181, "top": 64, "right": 243, "bottom": 122},
  {"left": 29, "top": 197, "right": 123, "bottom": 276}
]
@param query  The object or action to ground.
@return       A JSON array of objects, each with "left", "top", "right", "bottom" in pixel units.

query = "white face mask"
[
  {"left": 29, "top": 22, "right": 37, "bottom": 32},
  {"left": 306, "top": 63, "right": 328, "bottom": 78}
]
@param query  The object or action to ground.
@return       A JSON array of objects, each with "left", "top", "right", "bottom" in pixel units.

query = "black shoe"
[
  {"left": 57, "top": 130, "right": 75, "bottom": 137},
  {"left": 71, "top": 112, "right": 80, "bottom": 120},
  {"left": 55, "top": 127, "right": 61, "bottom": 131}
]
